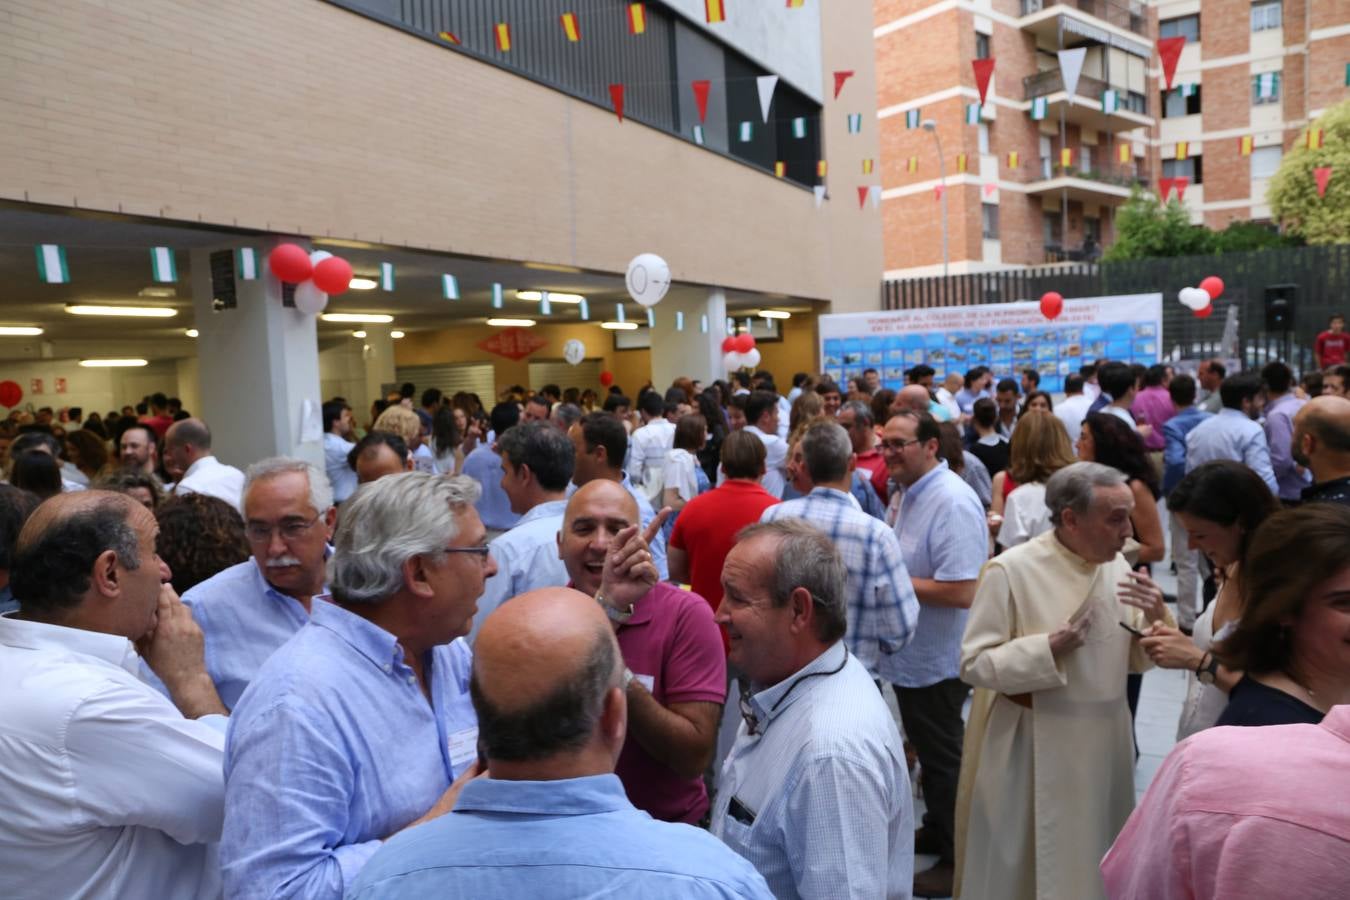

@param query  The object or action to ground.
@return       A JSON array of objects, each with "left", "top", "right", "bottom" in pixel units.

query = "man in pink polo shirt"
[{"left": 558, "top": 480, "right": 726, "bottom": 825}]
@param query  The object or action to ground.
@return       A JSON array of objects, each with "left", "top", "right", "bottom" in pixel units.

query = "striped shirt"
[
  {"left": 761, "top": 488, "right": 918, "bottom": 676},
  {"left": 711, "top": 641, "right": 914, "bottom": 899}
]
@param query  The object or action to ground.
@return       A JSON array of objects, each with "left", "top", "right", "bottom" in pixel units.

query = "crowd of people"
[{"left": 0, "top": 333, "right": 1348, "bottom": 899}]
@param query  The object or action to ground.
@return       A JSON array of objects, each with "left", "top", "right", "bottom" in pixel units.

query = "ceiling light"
[
  {"left": 138, "top": 286, "right": 177, "bottom": 298},
  {"left": 515, "top": 290, "right": 584, "bottom": 304},
  {"left": 601, "top": 321, "right": 639, "bottom": 331},
  {"left": 348, "top": 277, "right": 378, "bottom": 290},
  {"left": 319, "top": 313, "right": 394, "bottom": 323},
  {"left": 486, "top": 318, "right": 536, "bottom": 327},
  {"left": 185, "top": 329, "right": 199, "bottom": 338},
  {"left": 758, "top": 309, "right": 791, "bottom": 319},
  {"left": 0, "top": 326, "right": 43, "bottom": 336},
  {"left": 390, "top": 330, "right": 405, "bottom": 339},
  {"left": 79, "top": 358, "right": 148, "bottom": 367},
  {"left": 352, "top": 330, "right": 367, "bottom": 338},
  {"left": 524, "top": 262, "right": 584, "bottom": 274},
  {"left": 67, "top": 304, "right": 177, "bottom": 318}
]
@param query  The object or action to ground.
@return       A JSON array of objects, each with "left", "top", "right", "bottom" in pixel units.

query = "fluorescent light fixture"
[
  {"left": 185, "top": 328, "right": 199, "bottom": 338},
  {"left": 486, "top": 318, "right": 536, "bottom": 327},
  {"left": 758, "top": 309, "right": 791, "bottom": 319},
  {"left": 138, "top": 286, "right": 177, "bottom": 298},
  {"left": 319, "top": 313, "right": 394, "bottom": 323},
  {"left": 601, "top": 321, "right": 639, "bottom": 331},
  {"left": 390, "top": 330, "right": 405, "bottom": 339},
  {"left": 67, "top": 304, "right": 177, "bottom": 318},
  {"left": 79, "top": 358, "right": 148, "bottom": 367},
  {"left": 348, "top": 277, "right": 378, "bottom": 290},
  {"left": 0, "top": 326, "right": 43, "bottom": 336},
  {"left": 352, "top": 330, "right": 367, "bottom": 338},
  {"left": 515, "top": 290, "right": 584, "bottom": 304},
  {"left": 524, "top": 262, "right": 584, "bottom": 274}
]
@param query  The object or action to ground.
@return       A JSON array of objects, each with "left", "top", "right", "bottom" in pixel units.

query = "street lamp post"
[{"left": 922, "top": 118, "right": 949, "bottom": 278}]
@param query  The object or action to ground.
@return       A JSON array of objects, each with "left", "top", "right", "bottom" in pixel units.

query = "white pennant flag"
[
  {"left": 1057, "top": 48, "right": 1087, "bottom": 106},
  {"left": 869, "top": 185, "right": 882, "bottom": 209},
  {"left": 441, "top": 274, "right": 459, "bottom": 299},
  {"left": 756, "top": 74, "right": 778, "bottom": 123},
  {"left": 676, "top": 311, "right": 685, "bottom": 331},
  {"left": 539, "top": 291, "right": 551, "bottom": 315},
  {"left": 813, "top": 185, "right": 827, "bottom": 208}
]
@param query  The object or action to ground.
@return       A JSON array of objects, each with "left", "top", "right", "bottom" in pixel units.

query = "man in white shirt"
[
  {"left": 322, "top": 399, "right": 358, "bottom": 504},
  {"left": 164, "top": 418, "right": 246, "bottom": 510},
  {"left": 935, "top": 373, "right": 964, "bottom": 420},
  {"left": 1096, "top": 361, "right": 1140, "bottom": 431},
  {"left": 1055, "top": 374, "right": 1092, "bottom": 450},
  {"left": 626, "top": 391, "right": 676, "bottom": 496},
  {"left": 743, "top": 390, "right": 788, "bottom": 498},
  {"left": 0, "top": 491, "right": 230, "bottom": 900}
]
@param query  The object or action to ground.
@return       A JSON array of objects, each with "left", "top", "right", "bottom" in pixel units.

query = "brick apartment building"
[{"left": 875, "top": 0, "right": 1350, "bottom": 279}]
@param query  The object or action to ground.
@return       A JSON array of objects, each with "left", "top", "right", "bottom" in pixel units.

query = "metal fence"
[{"left": 882, "top": 245, "right": 1350, "bottom": 371}]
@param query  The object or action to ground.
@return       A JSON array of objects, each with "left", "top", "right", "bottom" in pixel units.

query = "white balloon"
[
  {"left": 293, "top": 280, "right": 328, "bottom": 315},
  {"left": 309, "top": 250, "right": 333, "bottom": 266},
  {"left": 1178, "top": 287, "right": 1210, "bottom": 310},
  {"left": 563, "top": 339, "right": 586, "bottom": 366},
  {"left": 625, "top": 253, "right": 671, "bottom": 308},
  {"left": 742, "top": 347, "right": 762, "bottom": 369},
  {"left": 724, "top": 351, "right": 745, "bottom": 371}
]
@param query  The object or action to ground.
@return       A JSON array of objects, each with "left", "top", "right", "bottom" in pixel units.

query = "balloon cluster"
[
  {"left": 268, "top": 243, "right": 355, "bottom": 315},
  {"left": 1179, "top": 276, "right": 1223, "bottom": 319},
  {"left": 722, "top": 332, "right": 760, "bottom": 371}
]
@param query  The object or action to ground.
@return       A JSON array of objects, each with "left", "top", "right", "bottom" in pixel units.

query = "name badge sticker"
[{"left": 448, "top": 727, "right": 479, "bottom": 772}]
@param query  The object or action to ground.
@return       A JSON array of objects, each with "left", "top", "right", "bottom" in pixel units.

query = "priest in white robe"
[{"left": 954, "top": 462, "right": 1173, "bottom": 900}]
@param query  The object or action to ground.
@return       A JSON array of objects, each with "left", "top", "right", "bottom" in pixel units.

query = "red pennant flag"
[
  {"left": 1159, "top": 177, "right": 1176, "bottom": 200},
  {"left": 934, "top": 184, "right": 945, "bottom": 201},
  {"left": 833, "top": 70, "right": 855, "bottom": 99},
  {"left": 1157, "top": 37, "right": 1185, "bottom": 91},
  {"left": 1315, "top": 166, "right": 1333, "bottom": 198},
  {"left": 857, "top": 186, "right": 869, "bottom": 209},
  {"left": 692, "top": 80, "right": 711, "bottom": 123},
  {"left": 609, "top": 84, "right": 625, "bottom": 122},
  {"left": 983, "top": 183, "right": 997, "bottom": 198},
  {"left": 1174, "top": 176, "right": 1190, "bottom": 201},
  {"left": 972, "top": 59, "right": 996, "bottom": 105}
]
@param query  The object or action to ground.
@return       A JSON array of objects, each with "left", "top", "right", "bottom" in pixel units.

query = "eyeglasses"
[
  {"left": 443, "top": 544, "right": 493, "bottom": 565},
  {"left": 879, "top": 438, "right": 920, "bottom": 453},
  {"left": 245, "top": 514, "right": 322, "bottom": 544},
  {"left": 738, "top": 647, "right": 848, "bottom": 736}
]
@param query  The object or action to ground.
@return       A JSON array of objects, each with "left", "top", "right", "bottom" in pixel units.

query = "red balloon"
[
  {"left": 1199, "top": 276, "right": 1224, "bottom": 300},
  {"left": 1193, "top": 303, "right": 1214, "bottom": 318},
  {"left": 721, "top": 337, "right": 737, "bottom": 353},
  {"left": 269, "top": 243, "right": 313, "bottom": 283},
  {"left": 0, "top": 379, "right": 22, "bottom": 408},
  {"left": 312, "top": 256, "right": 354, "bottom": 295},
  {"left": 733, "top": 333, "right": 755, "bottom": 354},
  {"left": 1039, "top": 291, "right": 1063, "bottom": 320},
  {"left": 599, "top": 371, "right": 614, "bottom": 387}
]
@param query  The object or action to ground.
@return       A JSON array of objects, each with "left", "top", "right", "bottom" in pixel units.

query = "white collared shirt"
[
  {"left": 743, "top": 425, "right": 787, "bottom": 498},
  {"left": 627, "top": 419, "right": 676, "bottom": 491},
  {"left": 0, "top": 615, "right": 227, "bottom": 900},
  {"left": 175, "top": 454, "right": 246, "bottom": 511}
]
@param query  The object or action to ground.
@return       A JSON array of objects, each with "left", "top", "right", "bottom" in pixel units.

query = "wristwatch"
[
  {"left": 1196, "top": 652, "right": 1220, "bottom": 685},
  {"left": 595, "top": 590, "right": 635, "bottom": 625}
]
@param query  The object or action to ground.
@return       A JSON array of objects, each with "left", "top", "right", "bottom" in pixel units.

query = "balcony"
[
  {"left": 1024, "top": 162, "right": 1144, "bottom": 204},
  {"left": 1019, "top": 0, "right": 1148, "bottom": 37},
  {"left": 1024, "top": 69, "right": 1152, "bottom": 132}
]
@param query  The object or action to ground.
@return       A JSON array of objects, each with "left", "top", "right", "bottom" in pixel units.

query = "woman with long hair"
[
  {"left": 65, "top": 429, "right": 110, "bottom": 483},
  {"left": 1077, "top": 413, "right": 1165, "bottom": 564},
  {"left": 995, "top": 412, "right": 1077, "bottom": 548},
  {"left": 428, "top": 405, "right": 465, "bottom": 475}
]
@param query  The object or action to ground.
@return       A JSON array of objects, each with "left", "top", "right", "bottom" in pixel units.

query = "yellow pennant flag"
[
  {"left": 862, "top": 158, "right": 874, "bottom": 174},
  {"left": 560, "top": 12, "right": 580, "bottom": 42},
  {"left": 627, "top": 3, "right": 647, "bottom": 34},
  {"left": 816, "top": 160, "right": 828, "bottom": 177},
  {"left": 1307, "top": 129, "right": 1324, "bottom": 149},
  {"left": 1239, "top": 135, "right": 1253, "bottom": 156},
  {"left": 956, "top": 153, "right": 968, "bottom": 173},
  {"left": 1176, "top": 141, "right": 1189, "bottom": 160},
  {"left": 494, "top": 22, "right": 511, "bottom": 51},
  {"left": 1117, "top": 143, "right": 1131, "bottom": 164},
  {"left": 787, "top": 0, "right": 806, "bottom": 7},
  {"left": 774, "top": 161, "right": 786, "bottom": 178},
  {"left": 1006, "top": 151, "right": 1019, "bottom": 169},
  {"left": 1060, "top": 147, "right": 1072, "bottom": 168},
  {"left": 705, "top": 0, "right": 726, "bottom": 24},
  {"left": 907, "top": 156, "right": 918, "bottom": 174}
]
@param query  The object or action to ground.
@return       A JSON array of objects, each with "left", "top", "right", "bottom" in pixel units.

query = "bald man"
[
  {"left": 349, "top": 588, "right": 773, "bottom": 899},
  {"left": 559, "top": 480, "right": 727, "bottom": 825},
  {"left": 165, "top": 417, "right": 245, "bottom": 509},
  {"left": 1293, "top": 394, "right": 1350, "bottom": 505},
  {"left": 895, "top": 383, "right": 952, "bottom": 423},
  {"left": 0, "top": 491, "right": 228, "bottom": 899}
]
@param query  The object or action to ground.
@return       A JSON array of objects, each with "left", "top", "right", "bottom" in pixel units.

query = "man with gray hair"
[
  {"left": 164, "top": 417, "right": 245, "bottom": 509},
  {"left": 181, "top": 457, "right": 336, "bottom": 709},
  {"left": 760, "top": 421, "right": 918, "bottom": 680},
  {"left": 955, "top": 462, "right": 1173, "bottom": 900},
  {"left": 837, "top": 399, "right": 888, "bottom": 503},
  {"left": 222, "top": 472, "right": 496, "bottom": 900},
  {"left": 712, "top": 518, "right": 914, "bottom": 898}
]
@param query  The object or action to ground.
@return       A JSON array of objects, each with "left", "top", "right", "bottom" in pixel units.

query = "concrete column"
[
  {"left": 189, "top": 243, "right": 323, "bottom": 469},
  {"left": 362, "top": 324, "right": 396, "bottom": 412},
  {"left": 649, "top": 287, "right": 729, "bottom": 389}
]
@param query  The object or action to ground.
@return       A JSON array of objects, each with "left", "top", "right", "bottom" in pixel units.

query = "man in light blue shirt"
[
  {"left": 351, "top": 586, "right": 771, "bottom": 900},
  {"left": 712, "top": 519, "right": 914, "bottom": 899},
  {"left": 182, "top": 457, "right": 335, "bottom": 709},
  {"left": 222, "top": 472, "right": 495, "bottom": 900},
  {"left": 470, "top": 421, "right": 572, "bottom": 640},
  {"left": 461, "top": 402, "right": 521, "bottom": 536},
  {"left": 321, "top": 400, "right": 357, "bottom": 504},
  {"left": 879, "top": 410, "right": 988, "bottom": 898},
  {"left": 569, "top": 411, "right": 668, "bottom": 579},
  {"left": 1185, "top": 373, "right": 1278, "bottom": 495},
  {"left": 1261, "top": 361, "right": 1310, "bottom": 502}
]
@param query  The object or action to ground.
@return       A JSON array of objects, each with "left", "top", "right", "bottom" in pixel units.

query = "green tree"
[
  {"left": 1103, "top": 188, "right": 1210, "bottom": 260},
  {"left": 1268, "top": 97, "right": 1350, "bottom": 245}
]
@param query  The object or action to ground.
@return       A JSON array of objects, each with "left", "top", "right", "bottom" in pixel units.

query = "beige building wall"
[{"left": 0, "top": 0, "right": 882, "bottom": 312}]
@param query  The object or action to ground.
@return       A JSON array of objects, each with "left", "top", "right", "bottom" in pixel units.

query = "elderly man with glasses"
[
  {"left": 178, "top": 457, "right": 337, "bottom": 709},
  {"left": 221, "top": 471, "right": 496, "bottom": 900}
]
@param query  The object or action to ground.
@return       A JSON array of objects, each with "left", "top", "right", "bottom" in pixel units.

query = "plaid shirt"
[{"left": 760, "top": 488, "right": 919, "bottom": 676}]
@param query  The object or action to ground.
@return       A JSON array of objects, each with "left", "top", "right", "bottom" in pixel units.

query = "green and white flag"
[
  {"left": 676, "top": 311, "right": 685, "bottom": 331},
  {"left": 539, "top": 291, "right": 551, "bottom": 315},
  {"left": 616, "top": 303, "right": 626, "bottom": 324},
  {"left": 442, "top": 274, "right": 459, "bottom": 299},
  {"left": 905, "top": 109, "right": 920, "bottom": 128},
  {"left": 792, "top": 117, "right": 807, "bottom": 138},
  {"left": 1101, "top": 89, "right": 1119, "bottom": 113},
  {"left": 35, "top": 244, "right": 69, "bottom": 284},
  {"left": 580, "top": 298, "right": 590, "bottom": 320},
  {"left": 814, "top": 185, "right": 827, "bottom": 208},
  {"left": 693, "top": 124, "right": 705, "bottom": 145},
  {"left": 646, "top": 309, "right": 655, "bottom": 329},
  {"left": 1257, "top": 72, "right": 1278, "bottom": 99},
  {"left": 847, "top": 113, "right": 862, "bottom": 133},
  {"left": 1030, "top": 96, "right": 1048, "bottom": 120},
  {"left": 966, "top": 103, "right": 981, "bottom": 124},
  {"left": 234, "top": 247, "right": 259, "bottom": 280},
  {"left": 738, "top": 121, "right": 753, "bottom": 142},
  {"left": 380, "top": 262, "right": 395, "bottom": 291},
  {"left": 150, "top": 247, "right": 177, "bottom": 283},
  {"left": 1178, "top": 83, "right": 1196, "bottom": 98},
  {"left": 491, "top": 282, "right": 503, "bottom": 308}
]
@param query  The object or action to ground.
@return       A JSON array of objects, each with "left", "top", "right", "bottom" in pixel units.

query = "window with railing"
[
  {"left": 982, "top": 203, "right": 1000, "bottom": 240},
  {"left": 1251, "top": 1, "right": 1281, "bottom": 32},
  {"left": 1250, "top": 146, "right": 1282, "bottom": 179},
  {"left": 1163, "top": 85, "right": 1202, "bottom": 117},
  {"left": 323, "top": 0, "right": 822, "bottom": 186},
  {"left": 1252, "top": 73, "right": 1282, "bottom": 105}
]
